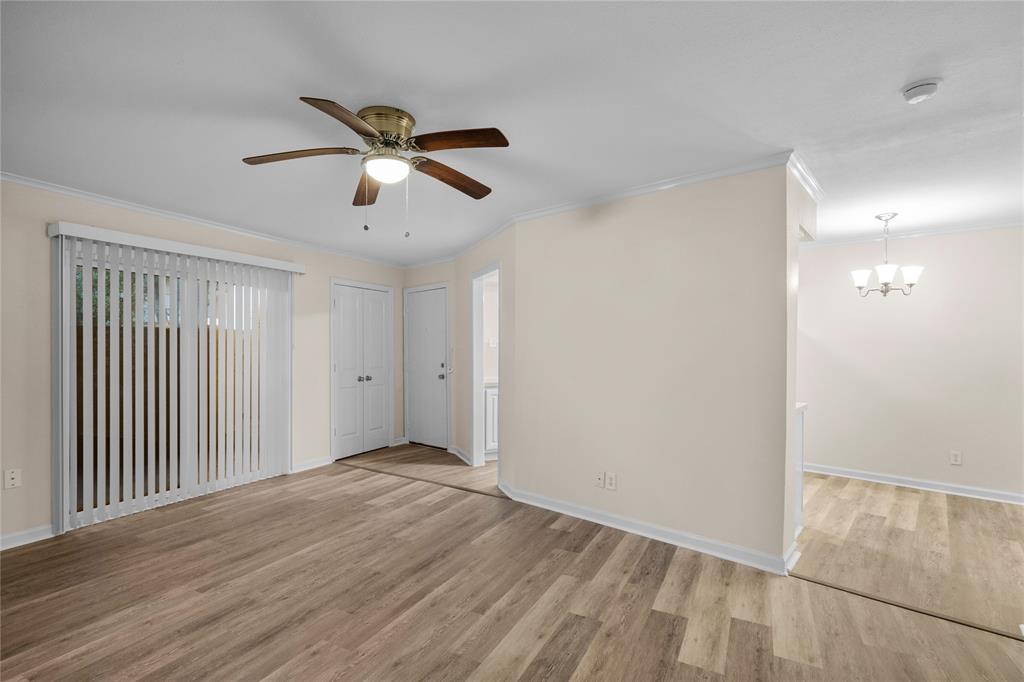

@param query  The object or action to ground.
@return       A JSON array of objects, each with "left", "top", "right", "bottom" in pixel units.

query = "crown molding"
[
  {"left": 510, "top": 151, "right": 795, "bottom": 228},
  {"left": 7, "top": 151, "right": 799, "bottom": 271},
  {"left": 800, "top": 221, "right": 1022, "bottom": 249},
  {"left": 0, "top": 172, "right": 399, "bottom": 268},
  {"left": 786, "top": 152, "right": 824, "bottom": 203},
  {"left": 404, "top": 151, "right": 797, "bottom": 269}
]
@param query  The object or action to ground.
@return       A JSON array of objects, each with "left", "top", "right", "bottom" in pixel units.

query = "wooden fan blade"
[
  {"left": 409, "top": 128, "right": 509, "bottom": 152},
  {"left": 413, "top": 157, "right": 491, "bottom": 199},
  {"left": 300, "top": 97, "right": 381, "bottom": 139},
  {"left": 242, "top": 147, "right": 361, "bottom": 165},
  {"left": 353, "top": 172, "right": 381, "bottom": 206}
]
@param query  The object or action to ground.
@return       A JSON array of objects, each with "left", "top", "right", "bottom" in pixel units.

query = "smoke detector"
[{"left": 903, "top": 78, "right": 941, "bottom": 104}]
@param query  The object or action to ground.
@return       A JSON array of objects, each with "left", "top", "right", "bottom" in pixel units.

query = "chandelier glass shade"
[{"left": 851, "top": 213, "right": 923, "bottom": 297}]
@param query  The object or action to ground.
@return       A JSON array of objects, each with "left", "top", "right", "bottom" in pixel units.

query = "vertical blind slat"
[
  {"left": 146, "top": 253, "right": 157, "bottom": 504},
  {"left": 227, "top": 263, "right": 237, "bottom": 484},
  {"left": 81, "top": 240, "right": 95, "bottom": 524},
  {"left": 109, "top": 245, "right": 120, "bottom": 515},
  {"left": 217, "top": 261, "right": 226, "bottom": 486},
  {"left": 95, "top": 244, "right": 107, "bottom": 519},
  {"left": 157, "top": 254, "right": 167, "bottom": 501},
  {"left": 199, "top": 258, "right": 209, "bottom": 492},
  {"left": 181, "top": 256, "right": 194, "bottom": 498},
  {"left": 240, "top": 264, "right": 250, "bottom": 482},
  {"left": 67, "top": 240, "right": 78, "bottom": 527},
  {"left": 170, "top": 253, "right": 179, "bottom": 500},
  {"left": 133, "top": 246, "right": 144, "bottom": 510},
  {"left": 122, "top": 246, "right": 133, "bottom": 509}
]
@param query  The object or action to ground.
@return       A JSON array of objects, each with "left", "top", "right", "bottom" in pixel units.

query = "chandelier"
[{"left": 850, "top": 213, "right": 923, "bottom": 297}]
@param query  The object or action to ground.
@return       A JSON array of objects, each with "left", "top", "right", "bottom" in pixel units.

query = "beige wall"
[
  {"left": 798, "top": 227, "right": 1024, "bottom": 495},
  {"left": 0, "top": 181, "right": 405, "bottom": 535},
  {"left": 4, "top": 164, "right": 801, "bottom": 564},
  {"left": 510, "top": 166, "right": 791, "bottom": 557}
]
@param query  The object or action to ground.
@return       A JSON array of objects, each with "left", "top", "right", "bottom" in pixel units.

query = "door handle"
[
  {"left": 438, "top": 373, "right": 446, "bottom": 380},
  {"left": 365, "top": 375, "right": 373, "bottom": 381},
  {"left": 357, "top": 376, "right": 364, "bottom": 382}
]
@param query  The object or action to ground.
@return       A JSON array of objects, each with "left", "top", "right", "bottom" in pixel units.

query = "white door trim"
[
  {"left": 329, "top": 278, "right": 395, "bottom": 462},
  {"left": 403, "top": 282, "right": 451, "bottom": 450},
  {"left": 471, "top": 263, "right": 500, "bottom": 467}
]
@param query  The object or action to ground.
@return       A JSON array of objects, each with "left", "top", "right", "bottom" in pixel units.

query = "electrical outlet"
[
  {"left": 595, "top": 471, "right": 606, "bottom": 488},
  {"left": 605, "top": 472, "right": 618, "bottom": 491},
  {"left": 4, "top": 469, "right": 22, "bottom": 489},
  {"left": 950, "top": 450, "right": 963, "bottom": 466}
]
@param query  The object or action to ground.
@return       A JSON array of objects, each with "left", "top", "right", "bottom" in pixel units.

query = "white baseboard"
[
  {"left": 391, "top": 437, "right": 409, "bottom": 447},
  {"left": 1, "top": 524, "right": 54, "bottom": 550},
  {"left": 448, "top": 447, "right": 473, "bottom": 466},
  {"left": 804, "top": 463, "right": 1024, "bottom": 505},
  {"left": 290, "top": 456, "right": 335, "bottom": 474},
  {"left": 785, "top": 548, "right": 802, "bottom": 572},
  {"left": 497, "top": 480, "right": 787, "bottom": 575}
]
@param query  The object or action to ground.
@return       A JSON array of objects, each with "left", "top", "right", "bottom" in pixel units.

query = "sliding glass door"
[{"left": 55, "top": 235, "right": 292, "bottom": 530}]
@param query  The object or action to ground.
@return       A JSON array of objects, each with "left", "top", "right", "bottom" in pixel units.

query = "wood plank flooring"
[
  {"left": 342, "top": 443, "right": 501, "bottom": 497},
  {"left": 2, "top": 464, "right": 1022, "bottom": 680},
  {"left": 793, "top": 472, "right": 1024, "bottom": 640}
]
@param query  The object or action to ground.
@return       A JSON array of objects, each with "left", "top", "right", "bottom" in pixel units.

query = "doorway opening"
[{"left": 471, "top": 266, "right": 500, "bottom": 466}]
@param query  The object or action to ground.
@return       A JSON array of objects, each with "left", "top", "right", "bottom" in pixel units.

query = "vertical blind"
[{"left": 57, "top": 235, "right": 292, "bottom": 530}]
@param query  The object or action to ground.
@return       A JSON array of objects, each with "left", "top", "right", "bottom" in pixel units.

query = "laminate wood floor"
[
  {"left": 792, "top": 473, "right": 1024, "bottom": 640},
  {"left": 2, "top": 464, "right": 1022, "bottom": 681},
  {"left": 342, "top": 443, "right": 501, "bottom": 497}
]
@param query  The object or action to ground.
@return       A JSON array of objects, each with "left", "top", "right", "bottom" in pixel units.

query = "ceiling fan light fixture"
[{"left": 363, "top": 153, "right": 411, "bottom": 184}]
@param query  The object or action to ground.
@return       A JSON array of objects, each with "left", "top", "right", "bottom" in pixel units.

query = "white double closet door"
[{"left": 332, "top": 283, "right": 390, "bottom": 459}]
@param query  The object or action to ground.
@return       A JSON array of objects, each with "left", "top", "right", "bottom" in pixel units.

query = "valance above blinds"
[{"left": 52, "top": 227, "right": 294, "bottom": 531}]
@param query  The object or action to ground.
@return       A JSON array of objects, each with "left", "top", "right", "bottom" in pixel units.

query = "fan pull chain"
[
  {"left": 362, "top": 175, "right": 369, "bottom": 231},
  {"left": 404, "top": 175, "right": 410, "bottom": 238}
]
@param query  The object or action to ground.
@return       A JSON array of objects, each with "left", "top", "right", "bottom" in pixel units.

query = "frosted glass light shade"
[
  {"left": 901, "top": 265, "right": 924, "bottom": 285},
  {"left": 875, "top": 263, "right": 900, "bottom": 285},
  {"left": 850, "top": 269, "right": 872, "bottom": 288},
  {"left": 363, "top": 155, "right": 411, "bottom": 184}
]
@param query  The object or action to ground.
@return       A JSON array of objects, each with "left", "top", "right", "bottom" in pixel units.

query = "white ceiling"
[{"left": 3, "top": 2, "right": 1020, "bottom": 266}]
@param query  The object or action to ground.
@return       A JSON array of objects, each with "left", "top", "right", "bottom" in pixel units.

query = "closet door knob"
[
  {"left": 365, "top": 375, "right": 373, "bottom": 381},
  {"left": 357, "top": 376, "right": 364, "bottom": 382}
]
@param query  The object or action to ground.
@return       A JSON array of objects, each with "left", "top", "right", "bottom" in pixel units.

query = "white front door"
[
  {"left": 333, "top": 283, "right": 390, "bottom": 458},
  {"left": 406, "top": 287, "right": 448, "bottom": 448}
]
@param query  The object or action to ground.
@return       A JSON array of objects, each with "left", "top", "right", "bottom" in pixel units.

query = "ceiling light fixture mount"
[
  {"left": 903, "top": 78, "right": 942, "bottom": 104},
  {"left": 850, "top": 213, "right": 924, "bottom": 297}
]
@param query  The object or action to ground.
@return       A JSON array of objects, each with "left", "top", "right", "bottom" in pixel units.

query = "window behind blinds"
[{"left": 57, "top": 236, "right": 292, "bottom": 529}]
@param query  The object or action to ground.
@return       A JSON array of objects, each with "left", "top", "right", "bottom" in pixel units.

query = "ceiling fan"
[{"left": 243, "top": 97, "right": 509, "bottom": 206}]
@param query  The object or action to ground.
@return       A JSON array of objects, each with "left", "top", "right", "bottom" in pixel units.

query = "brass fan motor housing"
[{"left": 357, "top": 106, "right": 416, "bottom": 140}]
